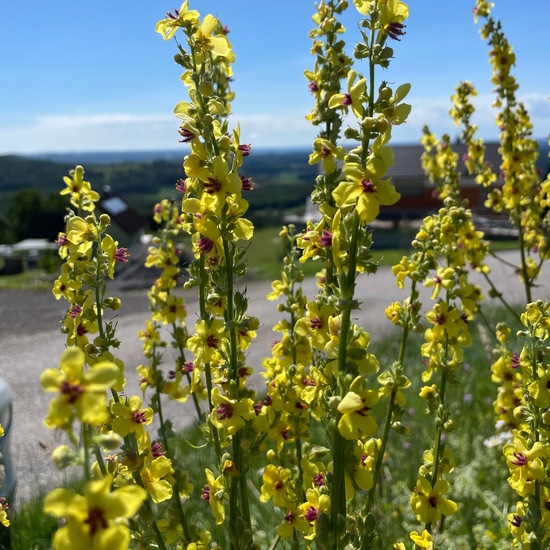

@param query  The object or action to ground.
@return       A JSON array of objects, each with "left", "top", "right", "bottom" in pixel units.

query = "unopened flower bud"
[
  {"left": 378, "top": 87, "right": 392, "bottom": 101},
  {"left": 218, "top": 134, "right": 231, "bottom": 150},
  {"left": 513, "top": 406, "right": 529, "bottom": 421},
  {"left": 52, "top": 445, "right": 75, "bottom": 470},
  {"left": 344, "top": 127, "right": 360, "bottom": 140},
  {"left": 99, "top": 214, "right": 111, "bottom": 226},
  {"left": 93, "top": 432, "right": 122, "bottom": 451},
  {"left": 199, "top": 80, "right": 214, "bottom": 97},
  {"left": 104, "top": 297, "right": 121, "bottom": 311},
  {"left": 247, "top": 316, "right": 260, "bottom": 331},
  {"left": 361, "top": 117, "right": 376, "bottom": 131},
  {"left": 174, "top": 53, "right": 185, "bottom": 65},
  {"left": 375, "top": 116, "right": 390, "bottom": 133},
  {"left": 328, "top": 396, "right": 341, "bottom": 410},
  {"left": 444, "top": 419, "right": 456, "bottom": 432},
  {"left": 391, "top": 422, "right": 411, "bottom": 436}
]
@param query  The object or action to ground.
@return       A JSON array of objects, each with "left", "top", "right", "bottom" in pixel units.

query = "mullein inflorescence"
[
  {"left": 0, "top": 424, "right": 8, "bottom": 528},
  {"left": 43, "top": 166, "right": 154, "bottom": 550},
  {"left": 37, "top": 1, "right": 550, "bottom": 549},
  {"left": 263, "top": 0, "right": 413, "bottom": 548},
  {"left": 401, "top": 131, "right": 488, "bottom": 543},
  {"left": 468, "top": 2, "right": 550, "bottom": 547},
  {"left": 156, "top": 3, "right": 262, "bottom": 548}
]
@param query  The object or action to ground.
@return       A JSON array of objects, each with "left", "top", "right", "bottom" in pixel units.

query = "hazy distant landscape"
[{"left": 0, "top": 149, "right": 318, "bottom": 244}]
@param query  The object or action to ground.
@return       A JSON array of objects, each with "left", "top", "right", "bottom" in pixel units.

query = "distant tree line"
[{"left": 0, "top": 151, "right": 317, "bottom": 243}]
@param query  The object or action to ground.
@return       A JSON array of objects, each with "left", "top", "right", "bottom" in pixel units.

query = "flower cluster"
[
  {"left": 0, "top": 423, "right": 8, "bottom": 529},
  {"left": 458, "top": 2, "right": 550, "bottom": 296},
  {"left": 499, "top": 301, "right": 550, "bottom": 547},
  {"left": 389, "top": 129, "right": 489, "bottom": 541},
  {"left": 259, "top": 1, "right": 413, "bottom": 547},
  {"left": 154, "top": 3, "right": 263, "bottom": 546},
  {"left": 37, "top": 1, "right": 550, "bottom": 548}
]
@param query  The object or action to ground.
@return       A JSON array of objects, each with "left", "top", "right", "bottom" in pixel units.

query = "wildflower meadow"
[{"left": 2, "top": 0, "right": 549, "bottom": 548}]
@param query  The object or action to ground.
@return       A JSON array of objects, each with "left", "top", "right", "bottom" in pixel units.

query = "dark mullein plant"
[
  {"left": 264, "top": 0, "right": 411, "bottom": 548},
  {"left": 156, "top": 3, "right": 261, "bottom": 548}
]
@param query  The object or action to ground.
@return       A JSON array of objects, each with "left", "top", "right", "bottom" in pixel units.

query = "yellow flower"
[
  {"left": 193, "top": 14, "right": 234, "bottom": 61},
  {"left": 333, "top": 152, "right": 400, "bottom": 225},
  {"left": 150, "top": 290, "right": 187, "bottom": 325},
  {"left": 187, "top": 319, "right": 226, "bottom": 363},
  {"left": 354, "top": 0, "right": 409, "bottom": 40},
  {"left": 155, "top": 1, "right": 200, "bottom": 41},
  {"left": 140, "top": 455, "right": 174, "bottom": 504},
  {"left": 294, "top": 301, "right": 337, "bottom": 351},
  {"left": 52, "top": 271, "right": 82, "bottom": 302},
  {"left": 101, "top": 235, "right": 129, "bottom": 279},
  {"left": 410, "top": 529, "right": 433, "bottom": 549},
  {"left": 210, "top": 387, "right": 254, "bottom": 435},
  {"left": 277, "top": 507, "right": 311, "bottom": 539},
  {"left": 60, "top": 166, "right": 99, "bottom": 212},
  {"left": 0, "top": 497, "right": 8, "bottom": 527},
  {"left": 337, "top": 376, "right": 379, "bottom": 440},
  {"left": 202, "top": 468, "right": 226, "bottom": 524},
  {"left": 44, "top": 476, "right": 146, "bottom": 550},
  {"left": 41, "top": 347, "right": 120, "bottom": 428},
  {"left": 410, "top": 477, "right": 458, "bottom": 525},
  {"left": 299, "top": 488, "right": 330, "bottom": 531},
  {"left": 198, "top": 155, "right": 242, "bottom": 213},
  {"left": 110, "top": 395, "right": 153, "bottom": 438},
  {"left": 425, "top": 302, "right": 465, "bottom": 340},
  {"left": 503, "top": 435, "right": 547, "bottom": 497},
  {"left": 527, "top": 367, "right": 550, "bottom": 408},
  {"left": 328, "top": 70, "right": 366, "bottom": 118},
  {"left": 260, "top": 464, "right": 296, "bottom": 508},
  {"left": 309, "top": 138, "right": 345, "bottom": 174}
]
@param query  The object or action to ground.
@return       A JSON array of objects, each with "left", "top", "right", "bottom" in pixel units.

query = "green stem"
[
  {"left": 204, "top": 361, "right": 222, "bottom": 461},
  {"left": 269, "top": 534, "right": 282, "bottom": 550},
  {"left": 82, "top": 425, "right": 91, "bottom": 482},
  {"left": 172, "top": 323, "right": 204, "bottom": 422},
  {"left": 480, "top": 271, "right": 521, "bottom": 323},
  {"left": 155, "top": 385, "right": 192, "bottom": 543},
  {"left": 144, "top": 498, "right": 168, "bottom": 550},
  {"left": 364, "top": 387, "right": 397, "bottom": 513},
  {"left": 516, "top": 216, "right": 533, "bottom": 304},
  {"left": 222, "top": 236, "right": 252, "bottom": 542},
  {"left": 93, "top": 445, "right": 107, "bottom": 477}
]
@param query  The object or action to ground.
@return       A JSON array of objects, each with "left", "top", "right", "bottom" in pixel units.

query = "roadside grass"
[
  {"left": 7, "top": 305, "right": 520, "bottom": 548},
  {"left": 0, "top": 269, "right": 54, "bottom": 292},
  {"left": 0, "top": 224, "right": 519, "bottom": 290}
]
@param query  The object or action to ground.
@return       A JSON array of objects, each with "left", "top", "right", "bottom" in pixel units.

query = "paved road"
[{"left": 0, "top": 250, "right": 548, "bottom": 504}]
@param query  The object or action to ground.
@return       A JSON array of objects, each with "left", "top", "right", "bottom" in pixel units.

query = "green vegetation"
[
  {"left": 6, "top": 307, "right": 517, "bottom": 548},
  {"left": 0, "top": 151, "right": 318, "bottom": 241},
  {"left": 0, "top": 269, "right": 53, "bottom": 291}
]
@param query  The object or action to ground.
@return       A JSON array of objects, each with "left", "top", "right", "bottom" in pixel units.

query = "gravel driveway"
[{"left": 0, "top": 250, "right": 548, "bottom": 505}]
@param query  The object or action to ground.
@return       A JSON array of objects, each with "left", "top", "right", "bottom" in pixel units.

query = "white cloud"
[
  {"left": 0, "top": 113, "right": 179, "bottom": 154},
  {"left": 0, "top": 92, "right": 547, "bottom": 155},
  {"left": 396, "top": 91, "right": 550, "bottom": 144}
]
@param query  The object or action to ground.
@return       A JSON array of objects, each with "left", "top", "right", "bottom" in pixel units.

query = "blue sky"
[{"left": 1, "top": 1, "right": 548, "bottom": 154}]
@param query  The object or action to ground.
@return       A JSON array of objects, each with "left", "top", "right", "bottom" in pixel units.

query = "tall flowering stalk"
[
  {"left": 398, "top": 132, "right": 488, "bottom": 544},
  {"left": 43, "top": 167, "right": 156, "bottom": 549},
  {"left": 402, "top": 1, "right": 550, "bottom": 547},
  {"left": 261, "top": 0, "right": 411, "bottom": 547},
  {"left": 36, "top": 1, "right": 550, "bottom": 548},
  {"left": 0, "top": 424, "right": 9, "bottom": 529},
  {"left": 156, "top": 4, "right": 261, "bottom": 547},
  {"left": 452, "top": 2, "right": 550, "bottom": 546},
  {"left": 456, "top": 1, "right": 550, "bottom": 303}
]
